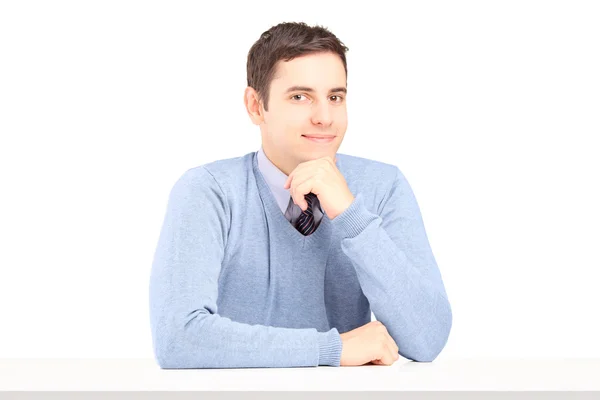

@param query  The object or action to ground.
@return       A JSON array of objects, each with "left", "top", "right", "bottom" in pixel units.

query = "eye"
[
  {"left": 291, "top": 94, "right": 307, "bottom": 101},
  {"left": 330, "top": 95, "right": 344, "bottom": 102}
]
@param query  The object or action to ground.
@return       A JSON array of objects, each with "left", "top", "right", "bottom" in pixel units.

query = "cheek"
[
  {"left": 334, "top": 110, "right": 348, "bottom": 127},
  {"left": 281, "top": 109, "right": 309, "bottom": 130},
  {"left": 271, "top": 104, "right": 299, "bottom": 122},
  {"left": 286, "top": 105, "right": 311, "bottom": 121}
]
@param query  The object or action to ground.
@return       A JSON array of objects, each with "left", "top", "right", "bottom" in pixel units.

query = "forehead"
[{"left": 270, "top": 52, "right": 346, "bottom": 92}]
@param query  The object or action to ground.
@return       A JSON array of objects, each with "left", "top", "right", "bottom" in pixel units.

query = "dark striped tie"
[{"left": 295, "top": 192, "right": 318, "bottom": 236}]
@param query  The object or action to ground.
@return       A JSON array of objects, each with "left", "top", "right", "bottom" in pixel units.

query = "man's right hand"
[{"left": 339, "top": 320, "right": 400, "bottom": 366}]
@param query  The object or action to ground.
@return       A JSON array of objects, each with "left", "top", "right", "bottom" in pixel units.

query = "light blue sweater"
[{"left": 149, "top": 150, "right": 452, "bottom": 368}]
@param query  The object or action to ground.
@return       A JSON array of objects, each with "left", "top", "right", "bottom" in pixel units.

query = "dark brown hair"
[{"left": 246, "top": 22, "right": 349, "bottom": 112}]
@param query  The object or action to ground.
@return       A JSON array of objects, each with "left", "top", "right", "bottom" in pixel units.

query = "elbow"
[
  {"left": 405, "top": 337, "right": 447, "bottom": 362},
  {"left": 151, "top": 310, "right": 214, "bottom": 369},
  {"left": 154, "top": 339, "right": 177, "bottom": 369},
  {"left": 152, "top": 323, "right": 196, "bottom": 369},
  {"left": 150, "top": 314, "right": 187, "bottom": 369},
  {"left": 406, "top": 334, "right": 450, "bottom": 363},
  {"left": 407, "top": 299, "right": 453, "bottom": 363},
  {"left": 409, "top": 343, "right": 445, "bottom": 362},
  {"left": 153, "top": 332, "right": 196, "bottom": 369},
  {"left": 156, "top": 354, "right": 184, "bottom": 370},
  {"left": 153, "top": 330, "right": 180, "bottom": 369},
  {"left": 400, "top": 337, "right": 449, "bottom": 363},
  {"left": 155, "top": 352, "right": 173, "bottom": 369}
]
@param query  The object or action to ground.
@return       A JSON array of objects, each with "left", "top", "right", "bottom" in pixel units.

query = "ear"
[{"left": 244, "top": 86, "right": 265, "bottom": 125}]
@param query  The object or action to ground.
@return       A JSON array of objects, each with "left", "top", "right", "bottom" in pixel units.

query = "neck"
[{"left": 262, "top": 144, "right": 295, "bottom": 176}]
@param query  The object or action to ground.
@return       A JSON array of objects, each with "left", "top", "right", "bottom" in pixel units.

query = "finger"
[
  {"left": 287, "top": 173, "right": 300, "bottom": 204},
  {"left": 290, "top": 181, "right": 304, "bottom": 211},
  {"left": 380, "top": 341, "right": 396, "bottom": 365},
  {"left": 284, "top": 174, "right": 292, "bottom": 189},
  {"left": 294, "top": 179, "right": 315, "bottom": 211},
  {"left": 286, "top": 168, "right": 308, "bottom": 194},
  {"left": 386, "top": 333, "right": 400, "bottom": 361},
  {"left": 386, "top": 335, "right": 400, "bottom": 363},
  {"left": 291, "top": 176, "right": 313, "bottom": 210}
]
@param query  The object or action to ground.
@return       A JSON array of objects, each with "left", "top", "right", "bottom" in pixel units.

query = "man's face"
[{"left": 259, "top": 51, "right": 348, "bottom": 175}]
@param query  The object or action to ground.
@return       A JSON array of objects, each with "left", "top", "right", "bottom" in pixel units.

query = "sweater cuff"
[
  {"left": 317, "top": 328, "right": 343, "bottom": 367},
  {"left": 331, "top": 193, "right": 377, "bottom": 239}
]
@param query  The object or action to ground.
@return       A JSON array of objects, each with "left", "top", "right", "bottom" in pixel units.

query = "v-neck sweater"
[{"left": 149, "top": 150, "right": 452, "bottom": 368}]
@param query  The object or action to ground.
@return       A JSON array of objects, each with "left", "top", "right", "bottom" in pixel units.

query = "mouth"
[{"left": 302, "top": 135, "right": 336, "bottom": 144}]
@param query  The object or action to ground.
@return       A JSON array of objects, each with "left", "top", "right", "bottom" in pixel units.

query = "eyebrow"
[{"left": 284, "top": 86, "right": 347, "bottom": 94}]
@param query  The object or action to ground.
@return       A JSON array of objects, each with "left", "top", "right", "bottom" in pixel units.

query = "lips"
[
  {"left": 302, "top": 135, "right": 335, "bottom": 139},
  {"left": 302, "top": 135, "right": 336, "bottom": 144}
]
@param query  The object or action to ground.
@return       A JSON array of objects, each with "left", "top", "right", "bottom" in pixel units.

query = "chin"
[{"left": 302, "top": 151, "right": 336, "bottom": 161}]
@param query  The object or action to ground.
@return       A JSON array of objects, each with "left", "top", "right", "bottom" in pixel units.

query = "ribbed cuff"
[
  {"left": 317, "top": 328, "right": 343, "bottom": 367},
  {"left": 331, "top": 193, "right": 376, "bottom": 238}
]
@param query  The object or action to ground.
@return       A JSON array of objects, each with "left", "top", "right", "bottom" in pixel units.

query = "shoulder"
[
  {"left": 336, "top": 152, "right": 402, "bottom": 185},
  {"left": 174, "top": 152, "right": 253, "bottom": 192},
  {"left": 336, "top": 153, "right": 413, "bottom": 214}
]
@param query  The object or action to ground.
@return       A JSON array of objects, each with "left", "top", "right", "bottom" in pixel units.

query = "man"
[{"left": 149, "top": 22, "right": 452, "bottom": 369}]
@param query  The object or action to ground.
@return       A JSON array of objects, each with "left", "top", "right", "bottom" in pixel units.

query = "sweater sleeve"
[
  {"left": 330, "top": 167, "right": 452, "bottom": 362},
  {"left": 149, "top": 167, "right": 342, "bottom": 369}
]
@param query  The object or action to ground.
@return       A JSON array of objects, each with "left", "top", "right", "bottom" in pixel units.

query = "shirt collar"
[{"left": 257, "top": 145, "right": 293, "bottom": 214}]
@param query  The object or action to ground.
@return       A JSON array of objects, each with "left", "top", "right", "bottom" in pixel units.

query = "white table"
[{"left": 0, "top": 357, "right": 598, "bottom": 393}]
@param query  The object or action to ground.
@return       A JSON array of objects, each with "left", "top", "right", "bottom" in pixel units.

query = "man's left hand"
[{"left": 283, "top": 156, "right": 355, "bottom": 220}]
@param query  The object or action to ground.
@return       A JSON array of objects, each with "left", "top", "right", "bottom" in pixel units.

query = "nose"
[{"left": 310, "top": 101, "right": 333, "bottom": 127}]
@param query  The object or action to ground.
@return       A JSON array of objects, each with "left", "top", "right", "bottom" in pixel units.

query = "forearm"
[
  {"left": 332, "top": 191, "right": 452, "bottom": 362},
  {"left": 150, "top": 307, "right": 343, "bottom": 368}
]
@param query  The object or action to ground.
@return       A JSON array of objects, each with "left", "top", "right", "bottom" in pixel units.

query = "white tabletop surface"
[{"left": 0, "top": 357, "right": 598, "bottom": 391}]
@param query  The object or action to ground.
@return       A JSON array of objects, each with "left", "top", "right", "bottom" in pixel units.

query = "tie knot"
[{"left": 295, "top": 193, "right": 318, "bottom": 236}]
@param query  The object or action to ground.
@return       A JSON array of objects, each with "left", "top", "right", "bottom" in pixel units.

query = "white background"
[{"left": 0, "top": 0, "right": 598, "bottom": 359}]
